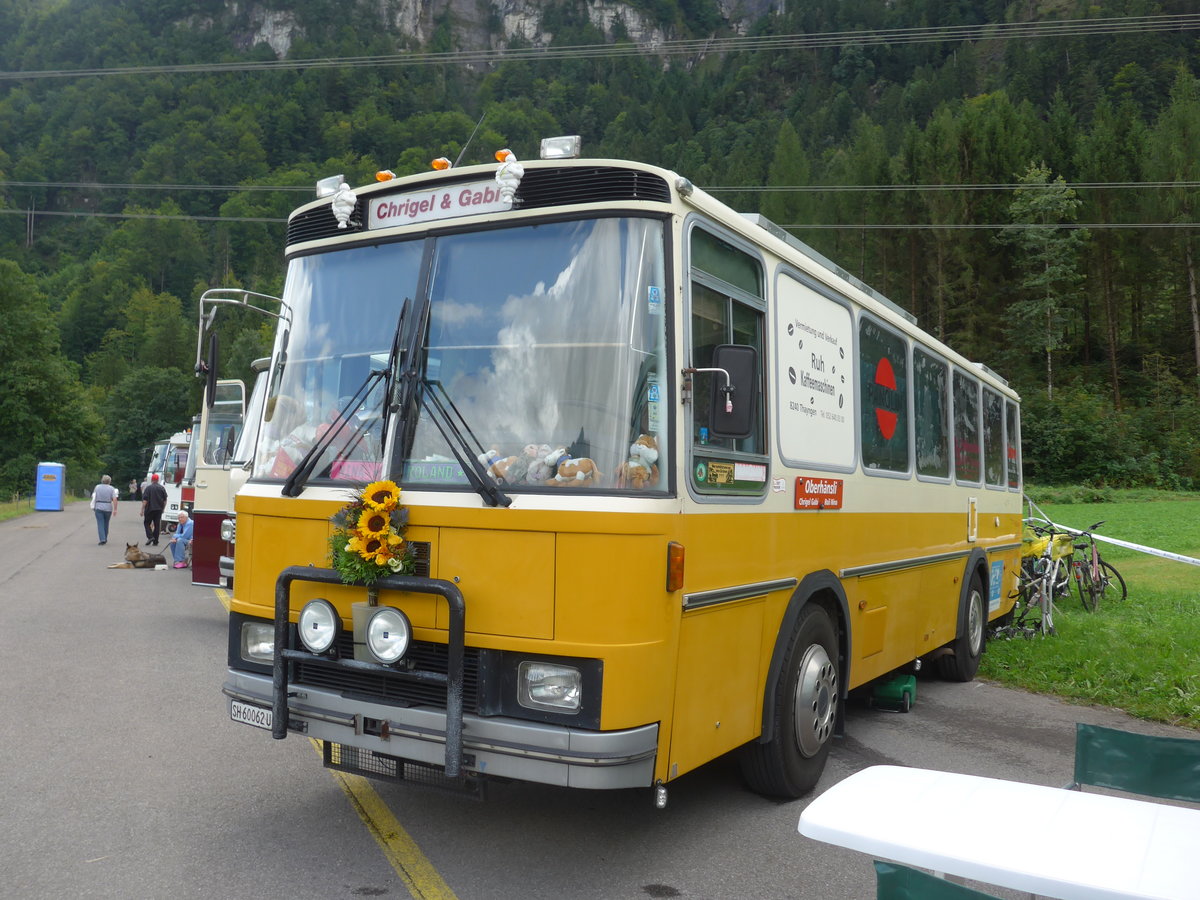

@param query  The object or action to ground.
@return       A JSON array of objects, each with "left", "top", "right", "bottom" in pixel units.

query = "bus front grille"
[{"left": 294, "top": 633, "right": 481, "bottom": 714}]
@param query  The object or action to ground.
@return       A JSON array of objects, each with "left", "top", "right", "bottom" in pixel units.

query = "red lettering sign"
[{"left": 795, "top": 477, "right": 844, "bottom": 510}]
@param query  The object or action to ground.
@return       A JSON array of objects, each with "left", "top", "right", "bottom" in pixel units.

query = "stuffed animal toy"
[
  {"left": 477, "top": 446, "right": 509, "bottom": 482},
  {"left": 526, "top": 444, "right": 555, "bottom": 483},
  {"left": 546, "top": 446, "right": 602, "bottom": 486},
  {"left": 617, "top": 434, "right": 659, "bottom": 489}
]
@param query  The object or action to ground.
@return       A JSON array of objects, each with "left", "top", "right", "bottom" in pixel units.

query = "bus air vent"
[
  {"left": 514, "top": 166, "right": 671, "bottom": 209},
  {"left": 287, "top": 199, "right": 364, "bottom": 246},
  {"left": 408, "top": 540, "right": 431, "bottom": 578}
]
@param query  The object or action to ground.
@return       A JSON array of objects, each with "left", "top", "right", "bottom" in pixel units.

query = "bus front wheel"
[{"left": 739, "top": 602, "right": 839, "bottom": 799}]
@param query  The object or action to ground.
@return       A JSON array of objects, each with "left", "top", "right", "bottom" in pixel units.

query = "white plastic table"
[{"left": 797, "top": 765, "right": 1200, "bottom": 900}]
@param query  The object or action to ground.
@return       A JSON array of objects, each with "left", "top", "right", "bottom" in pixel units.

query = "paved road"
[{"left": 3, "top": 502, "right": 1193, "bottom": 899}]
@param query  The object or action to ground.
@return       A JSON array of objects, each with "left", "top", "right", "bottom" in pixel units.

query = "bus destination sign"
[{"left": 368, "top": 180, "right": 511, "bottom": 229}]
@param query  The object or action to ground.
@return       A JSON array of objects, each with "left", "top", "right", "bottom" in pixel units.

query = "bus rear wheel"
[
  {"left": 936, "top": 571, "right": 985, "bottom": 682},
  {"left": 739, "top": 602, "right": 838, "bottom": 799}
]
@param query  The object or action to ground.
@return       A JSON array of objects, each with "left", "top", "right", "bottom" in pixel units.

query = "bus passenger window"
[
  {"left": 983, "top": 388, "right": 1005, "bottom": 487},
  {"left": 953, "top": 371, "right": 981, "bottom": 483},
  {"left": 1006, "top": 400, "right": 1021, "bottom": 489},
  {"left": 914, "top": 347, "right": 949, "bottom": 479},
  {"left": 859, "top": 318, "right": 909, "bottom": 473}
]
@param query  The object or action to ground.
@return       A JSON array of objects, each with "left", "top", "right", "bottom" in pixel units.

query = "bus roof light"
[
  {"left": 315, "top": 174, "right": 344, "bottom": 198},
  {"left": 376, "top": 170, "right": 396, "bottom": 182},
  {"left": 540, "top": 136, "right": 582, "bottom": 159},
  {"left": 666, "top": 542, "right": 685, "bottom": 593},
  {"left": 431, "top": 157, "right": 452, "bottom": 171}
]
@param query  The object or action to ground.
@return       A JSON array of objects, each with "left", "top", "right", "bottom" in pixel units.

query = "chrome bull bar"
[{"left": 271, "top": 565, "right": 466, "bottom": 777}]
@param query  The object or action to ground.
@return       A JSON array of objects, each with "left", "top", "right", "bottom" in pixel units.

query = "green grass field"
[{"left": 982, "top": 489, "right": 1200, "bottom": 729}]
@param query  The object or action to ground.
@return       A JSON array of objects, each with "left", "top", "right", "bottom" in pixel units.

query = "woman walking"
[{"left": 91, "top": 474, "right": 119, "bottom": 545}]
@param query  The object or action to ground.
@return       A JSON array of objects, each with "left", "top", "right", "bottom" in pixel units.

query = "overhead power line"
[
  {"left": 0, "top": 180, "right": 311, "bottom": 192},
  {"left": 1, "top": 14, "right": 1198, "bottom": 80},
  {"left": 0, "top": 208, "right": 282, "bottom": 223},
  {"left": 2, "top": 208, "right": 1196, "bottom": 230},
  {"left": 4, "top": 179, "right": 1200, "bottom": 194}
]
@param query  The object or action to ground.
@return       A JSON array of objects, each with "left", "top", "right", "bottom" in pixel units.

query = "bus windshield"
[
  {"left": 231, "top": 367, "right": 269, "bottom": 467},
  {"left": 254, "top": 216, "right": 669, "bottom": 493}
]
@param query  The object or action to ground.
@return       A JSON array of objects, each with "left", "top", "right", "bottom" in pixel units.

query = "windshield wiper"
[
  {"left": 418, "top": 380, "right": 511, "bottom": 508},
  {"left": 280, "top": 370, "right": 384, "bottom": 497}
]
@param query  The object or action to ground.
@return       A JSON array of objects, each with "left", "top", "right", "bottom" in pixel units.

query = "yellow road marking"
[
  {"left": 213, "top": 587, "right": 232, "bottom": 612},
  {"left": 310, "top": 739, "right": 459, "bottom": 900}
]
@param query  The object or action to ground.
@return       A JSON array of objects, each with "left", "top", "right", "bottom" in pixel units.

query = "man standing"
[{"left": 141, "top": 473, "right": 168, "bottom": 545}]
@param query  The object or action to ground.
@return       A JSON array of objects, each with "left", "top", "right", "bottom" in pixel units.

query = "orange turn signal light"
[{"left": 666, "top": 542, "right": 685, "bottom": 592}]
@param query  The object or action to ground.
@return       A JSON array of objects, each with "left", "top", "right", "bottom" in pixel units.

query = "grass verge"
[{"left": 982, "top": 489, "right": 1200, "bottom": 728}]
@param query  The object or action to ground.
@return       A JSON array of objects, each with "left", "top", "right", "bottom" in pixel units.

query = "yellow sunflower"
[
  {"left": 349, "top": 529, "right": 401, "bottom": 565},
  {"left": 361, "top": 480, "right": 401, "bottom": 512},
  {"left": 356, "top": 509, "right": 392, "bottom": 540}
]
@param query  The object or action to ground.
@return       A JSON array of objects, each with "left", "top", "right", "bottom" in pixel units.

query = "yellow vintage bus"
[{"left": 222, "top": 138, "right": 1023, "bottom": 803}]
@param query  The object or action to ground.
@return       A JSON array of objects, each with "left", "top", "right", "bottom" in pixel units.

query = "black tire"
[
  {"left": 1076, "top": 562, "right": 1100, "bottom": 612},
  {"left": 1096, "top": 560, "right": 1127, "bottom": 603},
  {"left": 937, "top": 570, "right": 986, "bottom": 682},
  {"left": 738, "top": 603, "right": 839, "bottom": 799}
]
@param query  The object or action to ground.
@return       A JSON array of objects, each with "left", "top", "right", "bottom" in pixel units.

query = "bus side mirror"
[
  {"left": 708, "top": 344, "right": 758, "bottom": 439},
  {"left": 204, "top": 333, "right": 219, "bottom": 409}
]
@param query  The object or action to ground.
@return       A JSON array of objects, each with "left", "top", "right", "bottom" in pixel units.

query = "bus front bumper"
[{"left": 222, "top": 669, "right": 659, "bottom": 790}]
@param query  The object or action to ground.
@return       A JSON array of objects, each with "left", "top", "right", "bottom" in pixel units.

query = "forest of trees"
[{"left": 1, "top": 0, "right": 1199, "bottom": 495}]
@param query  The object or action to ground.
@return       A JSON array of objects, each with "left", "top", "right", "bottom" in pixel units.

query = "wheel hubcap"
[
  {"left": 793, "top": 644, "right": 837, "bottom": 758},
  {"left": 967, "top": 588, "right": 984, "bottom": 656}
]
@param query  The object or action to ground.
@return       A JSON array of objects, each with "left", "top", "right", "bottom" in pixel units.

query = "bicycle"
[
  {"left": 1011, "top": 521, "right": 1075, "bottom": 636},
  {"left": 1071, "top": 520, "right": 1128, "bottom": 612}
]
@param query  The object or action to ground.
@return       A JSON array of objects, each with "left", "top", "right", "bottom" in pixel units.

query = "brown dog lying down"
[{"left": 107, "top": 543, "right": 167, "bottom": 569}]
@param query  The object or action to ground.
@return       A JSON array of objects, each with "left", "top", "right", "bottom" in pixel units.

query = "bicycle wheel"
[
  {"left": 1026, "top": 578, "right": 1055, "bottom": 635},
  {"left": 1095, "top": 560, "right": 1127, "bottom": 603},
  {"left": 1075, "top": 561, "right": 1100, "bottom": 612}
]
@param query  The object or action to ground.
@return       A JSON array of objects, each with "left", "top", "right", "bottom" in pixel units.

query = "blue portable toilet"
[{"left": 35, "top": 462, "right": 66, "bottom": 511}]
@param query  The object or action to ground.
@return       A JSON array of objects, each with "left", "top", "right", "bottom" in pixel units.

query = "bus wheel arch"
[
  {"left": 738, "top": 572, "right": 848, "bottom": 799},
  {"left": 935, "top": 552, "right": 989, "bottom": 682}
]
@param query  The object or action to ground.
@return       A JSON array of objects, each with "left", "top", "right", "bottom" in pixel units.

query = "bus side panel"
[
  {"left": 668, "top": 599, "right": 764, "bottom": 780},
  {"left": 554, "top": 530, "right": 679, "bottom": 734},
  {"left": 843, "top": 561, "right": 962, "bottom": 688}
]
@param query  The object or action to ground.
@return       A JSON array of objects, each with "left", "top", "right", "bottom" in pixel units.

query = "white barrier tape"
[
  {"left": 1063, "top": 529, "right": 1200, "bottom": 568},
  {"left": 1025, "top": 498, "right": 1200, "bottom": 568}
]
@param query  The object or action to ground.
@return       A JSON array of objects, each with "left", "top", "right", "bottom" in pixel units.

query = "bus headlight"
[
  {"left": 366, "top": 607, "right": 412, "bottom": 664},
  {"left": 240, "top": 621, "right": 274, "bottom": 664},
  {"left": 298, "top": 599, "right": 339, "bottom": 654},
  {"left": 220, "top": 518, "right": 236, "bottom": 542},
  {"left": 518, "top": 661, "right": 581, "bottom": 713}
]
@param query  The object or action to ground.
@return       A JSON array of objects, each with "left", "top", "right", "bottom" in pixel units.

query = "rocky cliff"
[{"left": 219, "top": 0, "right": 779, "bottom": 60}]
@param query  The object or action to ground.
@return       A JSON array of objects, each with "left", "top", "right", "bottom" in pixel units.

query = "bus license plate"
[{"left": 230, "top": 700, "right": 272, "bottom": 730}]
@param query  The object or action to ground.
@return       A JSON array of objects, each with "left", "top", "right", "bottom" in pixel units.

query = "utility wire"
[
  {"left": 1, "top": 208, "right": 1195, "bottom": 229},
  {"left": 1, "top": 14, "right": 1197, "bottom": 80},
  {"left": 4, "top": 179, "right": 1199, "bottom": 194}
]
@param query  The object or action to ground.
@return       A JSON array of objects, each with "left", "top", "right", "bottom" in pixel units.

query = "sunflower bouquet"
[{"left": 328, "top": 480, "right": 415, "bottom": 585}]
